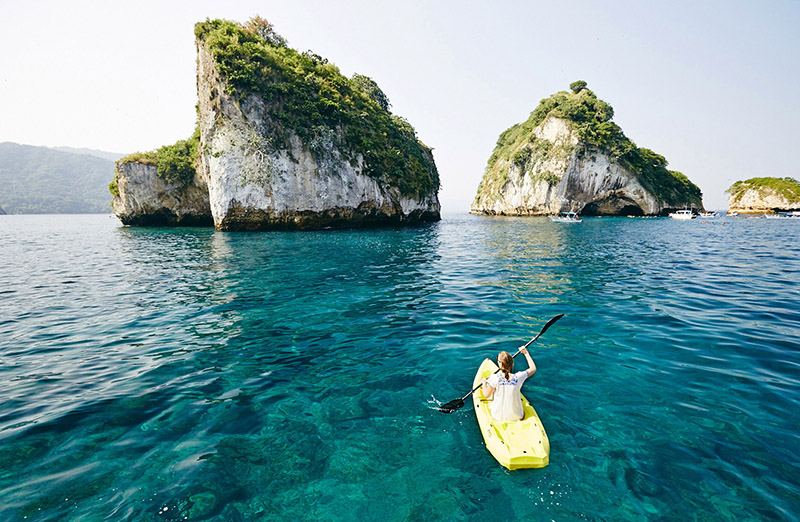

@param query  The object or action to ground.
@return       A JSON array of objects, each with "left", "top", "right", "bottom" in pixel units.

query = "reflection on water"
[{"left": 0, "top": 214, "right": 799, "bottom": 521}]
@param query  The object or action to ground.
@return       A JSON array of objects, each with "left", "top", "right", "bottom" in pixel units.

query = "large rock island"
[
  {"left": 726, "top": 177, "right": 800, "bottom": 214},
  {"left": 471, "top": 82, "right": 702, "bottom": 216},
  {"left": 111, "top": 17, "right": 440, "bottom": 230}
]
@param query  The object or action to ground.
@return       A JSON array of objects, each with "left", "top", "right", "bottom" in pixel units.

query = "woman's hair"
[{"left": 498, "top": 351, "right": 513, "bottom": 380}]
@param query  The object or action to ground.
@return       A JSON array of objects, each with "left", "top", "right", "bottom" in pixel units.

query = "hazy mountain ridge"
[
  {"left": 0, "top": 142, "right": 119, "bottom": 214},
  {"left": 53, "top": 146, "right": 126, "bottom": 162}
]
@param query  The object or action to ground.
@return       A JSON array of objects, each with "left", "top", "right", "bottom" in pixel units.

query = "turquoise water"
[{"left": 1, "top": 213, "right": 799, "bottom": 521}]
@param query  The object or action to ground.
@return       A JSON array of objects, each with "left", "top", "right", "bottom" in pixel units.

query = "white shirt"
[{"left": 487, "top": 370, "right": 529, "bottom": 421}]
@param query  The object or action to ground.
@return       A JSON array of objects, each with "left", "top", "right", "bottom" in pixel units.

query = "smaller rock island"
[
  {"left": 726, "top": 177, "right": 800, "bottom": 214},
  {"left": 471, "top": 81, "right": 703, "bottom": 216},
  {"left": 111, "top": 17, "right": 440, "bottom": 230}
]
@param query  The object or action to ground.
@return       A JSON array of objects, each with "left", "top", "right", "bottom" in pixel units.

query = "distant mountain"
[
  {"left": 0, "top": 142, "right": 118, "bottom": 214},
  {"left": 53, "top": 146, "right": 126, "bottom": 162}
]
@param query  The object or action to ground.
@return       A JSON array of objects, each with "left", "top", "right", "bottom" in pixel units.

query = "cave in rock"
[{"left": 581, "top": 198, "right": 644, "bottom": 216}]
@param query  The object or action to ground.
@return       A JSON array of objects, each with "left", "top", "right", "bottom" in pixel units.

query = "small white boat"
[
  {"left": 669, "top": 210, "right": 696, "bottom": 220},
  {"left": 765, "top": 211, "right": 800, "bottom": 219},
  {"left": 549, "top": 211, "right": 582, "bottom": 223},
  {"left": 699, "top": 211, "right": 719, "bottom": 218}
]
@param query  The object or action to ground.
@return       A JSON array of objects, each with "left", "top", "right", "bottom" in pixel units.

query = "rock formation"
[
  {"left": 110, "top": 161, "right": 213, "bottom": 226},
  {"left": 111, "top": 18, "right": 440, "bottom": 230},
  {"left": 472, "top": 83, "right": 702, "bottom": 216},
  {"left": 195, "top": 23, "right": 439, "bottom": 230},
  {"left": 726, "top": 177, "right": 800, "bottom": 214}
]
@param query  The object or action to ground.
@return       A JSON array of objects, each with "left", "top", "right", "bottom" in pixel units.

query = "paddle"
[{"left": 437, "top": 314, "right": 564, "bottom": 414}]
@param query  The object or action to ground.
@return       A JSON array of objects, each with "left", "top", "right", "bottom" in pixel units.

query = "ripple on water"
[{"left": 0, "top": 214, "right": 799, "bottom": 520}]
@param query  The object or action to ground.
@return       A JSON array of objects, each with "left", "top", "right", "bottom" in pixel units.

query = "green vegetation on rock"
[
  {"left": 726, "top": 177, "right": 800, "bottom": 204},
  {"left": 194, "top": 17, "right": 439, "bottom": 199},
  {"left": 116, "top": 127, "right": 200, "bottom": 189},
  {"left": 480, "top": 82, "right": 702, "bottom": 207}
]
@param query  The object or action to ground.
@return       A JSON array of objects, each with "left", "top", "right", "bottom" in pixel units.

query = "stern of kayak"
[{"left": 472, "top": 358, "right": 550, "bottom": 469}]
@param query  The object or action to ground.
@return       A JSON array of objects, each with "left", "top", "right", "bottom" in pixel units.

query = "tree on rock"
[
  {"left": 350, "top": 74, "right": 391, "bottom": 112},
  {"left": 570, "top": 80, "right": 588, "bottom": 93},
  {"left": 243, "top": 15, "right": 287, "bottom": 46}
]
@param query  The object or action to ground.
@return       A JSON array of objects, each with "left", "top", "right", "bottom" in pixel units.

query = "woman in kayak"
[{"left": 480, "top": 347, "right": 536, "bottom": 422}]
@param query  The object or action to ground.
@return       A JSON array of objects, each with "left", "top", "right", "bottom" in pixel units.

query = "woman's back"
[{"left": 487, "top": 370, "right": 529, "bottom": 421}]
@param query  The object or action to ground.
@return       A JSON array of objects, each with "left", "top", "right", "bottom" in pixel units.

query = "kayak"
[{"left": 472, "top": 358, "right": 550, "bottom": 469}]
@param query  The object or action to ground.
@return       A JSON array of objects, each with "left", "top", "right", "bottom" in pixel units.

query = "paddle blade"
[
  {"left": 438, "top": 398, "right": 465, "bottom": 413},
  {"left": 537, "top": 313, "right": 564, "bottom": 338}
]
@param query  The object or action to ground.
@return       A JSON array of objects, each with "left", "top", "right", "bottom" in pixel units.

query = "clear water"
[{"left": 1, "top": 213, "right": 799, "bottom": 521}]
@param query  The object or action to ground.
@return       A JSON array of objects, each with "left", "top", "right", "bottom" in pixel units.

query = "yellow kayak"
[{"left": 472, "top": 358, "right": 550, "bottom": 469}]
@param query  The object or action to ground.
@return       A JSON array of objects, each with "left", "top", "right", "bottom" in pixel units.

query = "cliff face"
[
  {"left": 729, "top": 190, "right": 794, "bottom": 213},
  {"left": 195, "top": 38, "right": 439, "bottom": 230},
  {"left": 472, "top": 84, "right": 702, "bottom": 216},
  {"left": 111, "top": 161, "right": 213, "bottom": 226},
  {"left": 189, "top": 19, "right": 440, "bottom": 230},
  {"left": 472, "top": 116, "right": 663, "bottom": 216},
  {"left": 727, "top": 177, "right": 800, "bottom": 214}
]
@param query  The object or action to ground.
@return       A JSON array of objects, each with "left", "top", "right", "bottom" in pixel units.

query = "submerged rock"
[
  {"left": 726, "top": 177, "right": 800, "bottom": 214},
  {"left": 472, "top": 82, "right": 703, "bottom": 216},
  {"left": 110, "top": 161, "right": 213, "bottom": 226}
]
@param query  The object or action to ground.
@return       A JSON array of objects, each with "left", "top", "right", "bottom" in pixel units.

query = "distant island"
[
  {"left": 111, "top": 17, "right": 440, "bottom": 230},
  {"left": 471, "top": 81, "right": 703, "bottom": 216},
  {"left": 726, "top": 177, "right": 800, "bottom": 214},
  {"left": 0, "top": 142, "right": 121, "bottom": 214}
]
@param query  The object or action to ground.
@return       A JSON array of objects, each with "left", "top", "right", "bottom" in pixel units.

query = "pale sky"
[{"left": 2, "top": 0, "right": 798, "bottom": 211}]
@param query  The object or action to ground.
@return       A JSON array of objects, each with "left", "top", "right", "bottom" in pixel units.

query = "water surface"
[{"left": 1, "top": 213, "right": 798, "bottom": 521}]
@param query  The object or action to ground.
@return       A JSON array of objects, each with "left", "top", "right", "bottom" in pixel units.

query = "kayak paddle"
[{"left": 438, "top": 314, "right": 564, "bottom": 414}]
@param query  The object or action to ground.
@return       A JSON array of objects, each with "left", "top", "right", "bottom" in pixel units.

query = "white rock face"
[
  {"left": 111, "top": 161, "right": 212, "bottom": 226},
  {"left": 728, "top": 188, "right": 798, "bottom": 214},
  {"left": 471, "top": 116, "right": 667, "bottom": 216},
  {"left": 196, "top": 41, "right": 440, "bottom": 230}
]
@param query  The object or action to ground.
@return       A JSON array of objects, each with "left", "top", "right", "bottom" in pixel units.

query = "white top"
[{"left": 487, "top": 370, "right": 529, "bottom": 421}]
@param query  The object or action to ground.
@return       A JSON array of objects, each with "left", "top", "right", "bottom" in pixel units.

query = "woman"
[{"left": 480, "top": 346, "right": 536, "bottom": 422}]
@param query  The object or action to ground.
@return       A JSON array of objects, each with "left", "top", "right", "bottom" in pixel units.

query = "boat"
[
  {"left": 699, "top": 211, "right": 719, "bottom": 218},
  {"left": 765, "top": 211, "right": 800, "bottom": 219},
  {"left": 472, "top": 358, "right": 550, "bottom": 469},
  {"left": 669, "top": 209, "right": 696, "bottom": 220},
  {"left": 549, "top": 211, "right": 582, "bottom": 223}
]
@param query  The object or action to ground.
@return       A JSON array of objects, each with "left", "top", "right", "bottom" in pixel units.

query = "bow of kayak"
[{"left": 472, "top": 358, "right": 550, "bottom": 470}]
